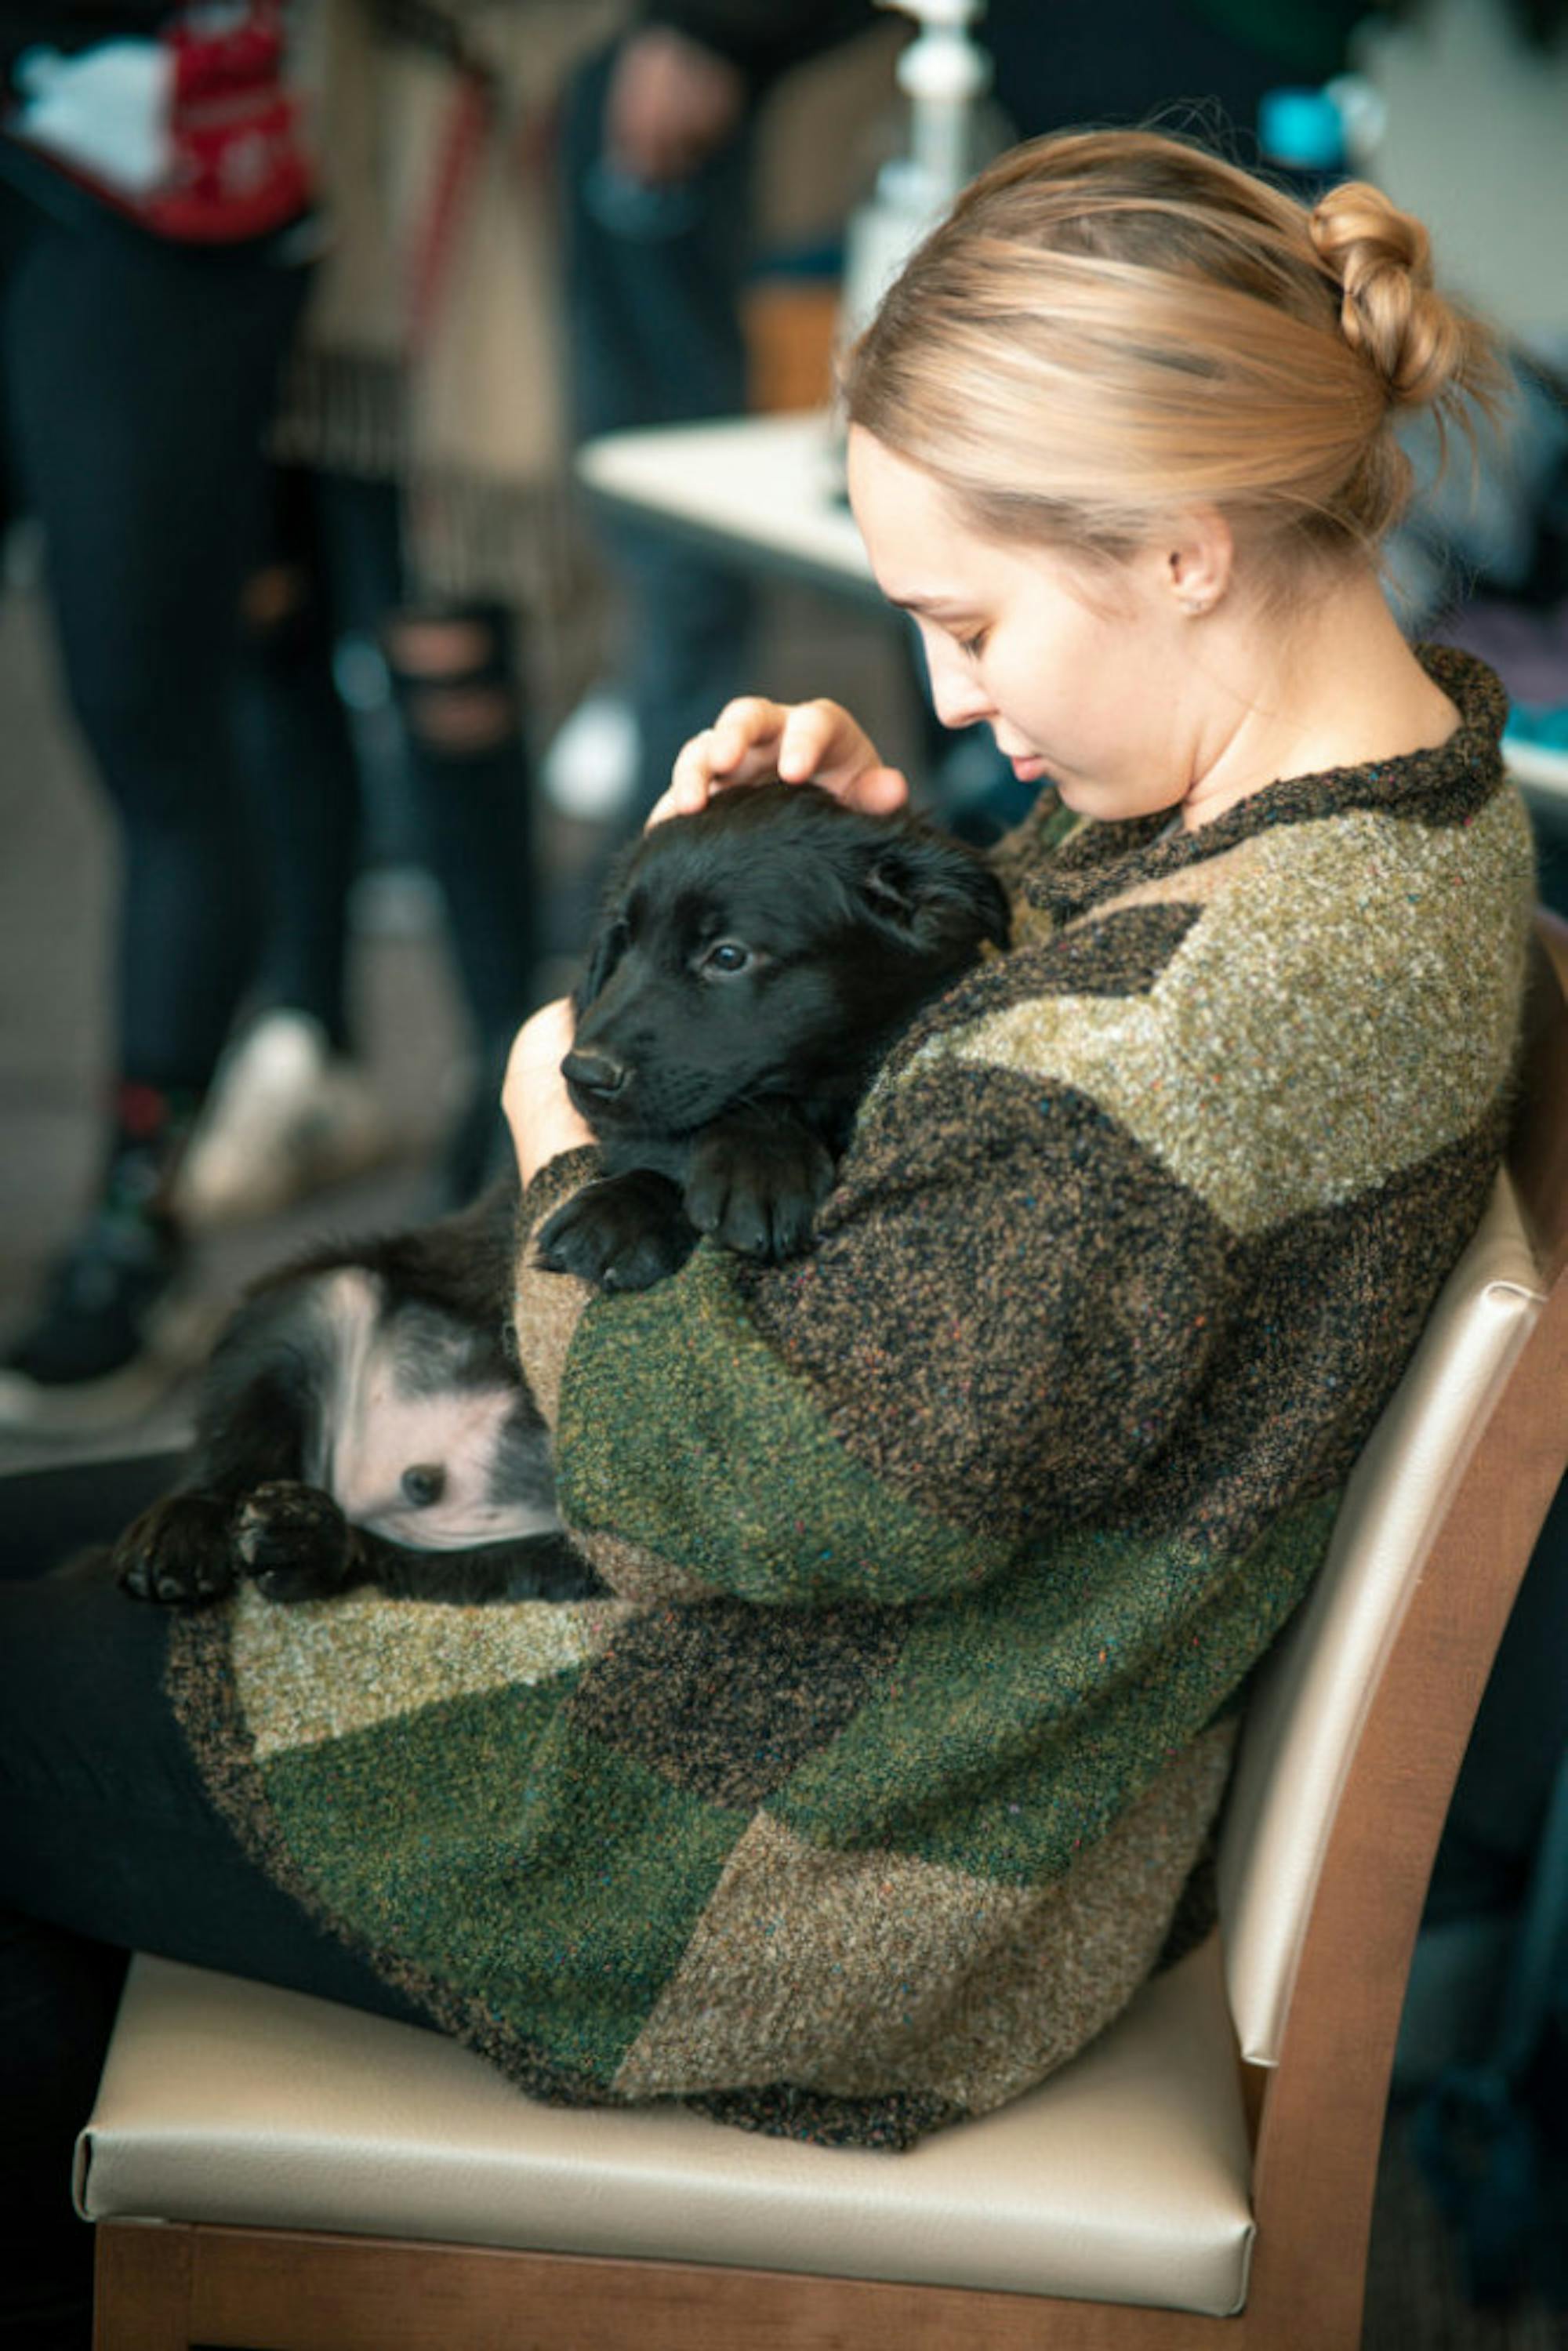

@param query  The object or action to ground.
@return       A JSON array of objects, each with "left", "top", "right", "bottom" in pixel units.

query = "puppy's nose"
[{"left": 562, "top": 1048, "right": 630, "bottom": 1101}]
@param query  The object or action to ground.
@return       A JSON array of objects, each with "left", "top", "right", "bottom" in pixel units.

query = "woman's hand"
[
  {"left": 503, "top": 1000, "right": 595, "bottom": 1191},
  {"left": 648, "top": 696, "right": 909, "bottom": 826}
]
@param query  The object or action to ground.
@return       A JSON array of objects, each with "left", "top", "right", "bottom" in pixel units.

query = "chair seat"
[{"left": 76, "top": 1933, "right": 1254, "bottom": 2317}]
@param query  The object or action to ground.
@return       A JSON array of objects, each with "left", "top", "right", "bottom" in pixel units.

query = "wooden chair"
[{"left": 78, "top": 920, "right": 1568, "bottom": 2351}]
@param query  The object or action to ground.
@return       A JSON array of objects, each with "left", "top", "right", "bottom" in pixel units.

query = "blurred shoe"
[
  {"left": 541, "top": 688, "right": 640, "bottom": 822},
  {"left": 0, "top": 1207, "right": 219, "bottom": 1434},
  {"left": 174, "top": 1010, "right": 395, "bottom": 1228}
]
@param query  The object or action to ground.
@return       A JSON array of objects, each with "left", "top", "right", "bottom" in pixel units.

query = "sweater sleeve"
[{"left": 511, "top": 1021, "right": 1233, "bottom": 1610}]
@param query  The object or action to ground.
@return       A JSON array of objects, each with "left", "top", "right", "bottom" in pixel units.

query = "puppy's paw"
[
  {"left": 114, "top": 1493, "right": 238, "bottom": 1607},
  {"left": 684, "top": 1121, "right": 835, "bottom": 1261},
  {"left": 536, "top": 1172, "right": 697, "bottom": 1292},
  {"left": 234, "top": 1481, "right": 354, "bottom": 1603}
]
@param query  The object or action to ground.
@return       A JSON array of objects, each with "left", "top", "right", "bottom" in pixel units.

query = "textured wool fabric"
[{"left": 168, "top": 648, "right": 1534, "bottom": 2149}]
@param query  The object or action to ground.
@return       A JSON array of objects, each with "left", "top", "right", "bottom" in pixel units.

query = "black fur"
[
  {"left": 112, "top": 1187, "right": 591, "bottom": 1610},
  {"left": 114, "top": 785, "right": 1007, "bottom": 1610},
  {"left": 537, "top": 783, "right": 1009, "bottom": 1290}
]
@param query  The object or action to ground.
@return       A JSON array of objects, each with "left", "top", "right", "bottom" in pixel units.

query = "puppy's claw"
[
  {"left": 113, "top": 1492, "right": 238, "bottom": 1607},
  {"left": 234, "top": 1481, "right": 354, "bottom": 1602},
  {"left": 539, "top": 1174, "right": 697, "bottom": 1293},
  {"left": 685, "top": 1121, "right": 835, "bottom": 1265}
]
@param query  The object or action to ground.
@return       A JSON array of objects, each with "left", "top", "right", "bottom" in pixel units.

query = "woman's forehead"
[{"left": 847, "top": 429, "right": 1004, "bottom": 604}]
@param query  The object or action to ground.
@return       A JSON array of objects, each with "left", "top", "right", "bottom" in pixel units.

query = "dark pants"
[
  {"left": 236, "top": 466, "right": 544, "bottom": 1085},
  {"left": 562, "top": 42, "right": 758, "bottom": 822},
  {"left": 0, "top": 176, "right": 307, "bottom": 1094},
  {"left": 0, "top": 1457, "right": 424, "bottom": 2351}
]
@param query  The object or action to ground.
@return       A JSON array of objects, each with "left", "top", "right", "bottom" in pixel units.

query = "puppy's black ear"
[
  {"left": 575, "top": 842, "right": 643, "bottom": 1010},
  {"left": 859, "top": 835, "right": 1011, "bottom": 958},
  {"left": 575, "top": 916, "right": 626, "bottom": 1014}
]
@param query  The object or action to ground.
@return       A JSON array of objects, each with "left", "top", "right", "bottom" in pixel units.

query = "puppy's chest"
[{"left": 304, "top": 1269, "right": 555, "bottom": 1549}]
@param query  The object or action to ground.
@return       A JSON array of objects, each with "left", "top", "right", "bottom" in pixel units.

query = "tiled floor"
[{"left": 1, "top": 565, "right": 1560, "bottom": 2346}]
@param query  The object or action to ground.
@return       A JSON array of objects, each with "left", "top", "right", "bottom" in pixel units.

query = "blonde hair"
[{"left": 842, "top": 129, "right": 1503, "bottom": 578}]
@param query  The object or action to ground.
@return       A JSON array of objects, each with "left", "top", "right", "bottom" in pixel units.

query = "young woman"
[{"left": 0, "top": 128, "right": 1536, "bottom": 2346}]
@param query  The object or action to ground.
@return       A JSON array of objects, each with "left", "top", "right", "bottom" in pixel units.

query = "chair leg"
[{"left": 94, "top": 2222, "right": 192, "bottom": 2349}]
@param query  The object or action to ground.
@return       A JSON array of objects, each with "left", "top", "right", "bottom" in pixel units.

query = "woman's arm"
[
  {"left": 509, "top": 1019, "right": 1231, "bottom": 1610},
  {"left": 504, "top": 1000, "right": 595, "bottom": 1189}
]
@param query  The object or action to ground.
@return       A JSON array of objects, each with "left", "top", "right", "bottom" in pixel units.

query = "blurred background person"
[
  {"left": 0, "top": 1, "right": 316, "bottom": 1430},
  {"left": 179, "top": 0, "right": 623, "bottom": 1229}
]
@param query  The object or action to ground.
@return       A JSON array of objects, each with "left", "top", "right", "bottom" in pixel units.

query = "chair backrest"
[{"left": 1216, "top": 923, "right": 1568, "bottom": 2066}]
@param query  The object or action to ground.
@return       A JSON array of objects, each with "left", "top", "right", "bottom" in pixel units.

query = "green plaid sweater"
[{"left": 169, "top": 648, "right": 1534, "bottom": 2149}]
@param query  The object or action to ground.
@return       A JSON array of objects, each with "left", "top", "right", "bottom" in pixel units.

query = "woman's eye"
[
  {"left": 958, "top": 628, "right": 989, "bottom": 658},
  {"left": 702, "top": 941, "right": 752, "bottom": 976}
]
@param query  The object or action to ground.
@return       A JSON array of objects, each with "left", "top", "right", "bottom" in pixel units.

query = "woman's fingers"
[
  {"left": 774, "top": 698, "right": 863, "bottom": 782},
  {"left": 844, "top": 764, "right": 913, "bottom": 812},
  {"left": 651, "top": 698, "right": 909, "bottom": 825}
]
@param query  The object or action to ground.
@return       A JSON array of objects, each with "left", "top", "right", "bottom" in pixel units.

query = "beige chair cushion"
[
  {"left": 77, "top": 1933, "right": 1254, "bottom": 2317},
  {"left": 1218, "top": 1173, "right": 1543, "bottom": 2066}
]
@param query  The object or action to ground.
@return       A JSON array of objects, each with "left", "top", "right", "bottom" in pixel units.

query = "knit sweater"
[{"left": 168, "top": 647, "right": 1534, "bottom": 2150}]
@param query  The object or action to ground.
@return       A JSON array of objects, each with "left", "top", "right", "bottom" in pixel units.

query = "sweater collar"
[{"left": 1022, "top": 646, "right": 1508, "bottom": 929}]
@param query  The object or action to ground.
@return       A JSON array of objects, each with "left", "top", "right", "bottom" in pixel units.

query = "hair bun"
[{"left": 1308, "top": 181, "right": 1463, "bottom": 408}]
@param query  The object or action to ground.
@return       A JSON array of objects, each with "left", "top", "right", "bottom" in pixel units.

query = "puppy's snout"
[{"left": 562, "top": 1048, "right": 630, "bottom": 1101}]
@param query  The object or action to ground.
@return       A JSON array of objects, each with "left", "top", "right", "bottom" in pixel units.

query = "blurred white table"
[
  {"left": 575, "top": 411, "right": 880, "bottom": 604},
  {"left": 1505, "top": 737, "right": 1568, "bottom": 813}
]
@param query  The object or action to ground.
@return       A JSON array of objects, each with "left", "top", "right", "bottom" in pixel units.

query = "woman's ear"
[{"left": 1161, "top": 506, "right": 1234, "bottom": 619}]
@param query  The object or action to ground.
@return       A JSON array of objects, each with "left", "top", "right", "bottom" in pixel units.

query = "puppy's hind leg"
[
  {"left": 351, "top": 1527, "right": 607, "bottom": 1604},
  {"left": 114, "top": 1288, "right": 323, "bottom": 1606}
]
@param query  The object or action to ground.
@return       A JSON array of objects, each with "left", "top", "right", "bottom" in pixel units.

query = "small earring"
[{"left": 1180, "top": 594, "right": 1209, "bottom": 616}]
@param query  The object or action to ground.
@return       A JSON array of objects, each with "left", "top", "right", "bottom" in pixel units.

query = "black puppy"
[
  {"left": 113, "top": 784, "right": 1008, "bottom": 1610},
  {"left": 536, "top": 782, "right": 1010, "bottom": 1291}
]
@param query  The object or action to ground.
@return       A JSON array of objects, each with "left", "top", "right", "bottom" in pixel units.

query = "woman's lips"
[{"left": 1009, "top": 753, "right": 1050, "bottom": 781}]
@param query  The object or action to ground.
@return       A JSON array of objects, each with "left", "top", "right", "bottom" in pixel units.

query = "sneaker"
[
  {"left": 174, "top": 1010, "right": 395, "bottom": 1228},
  {"left": 0, "top": 1210, "right": 220, "bottom": 1434},
  {"left": 540, "top": 688, "right": 641, "bottom": 822}
]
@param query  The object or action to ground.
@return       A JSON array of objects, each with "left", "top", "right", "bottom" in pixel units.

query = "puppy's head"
[{"left": 565, "top": 783, "right": 1010, "bottom": 1138}]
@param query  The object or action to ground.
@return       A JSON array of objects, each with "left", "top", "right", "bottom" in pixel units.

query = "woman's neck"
[{"left": 1179, "top": 568, "right": 1461, "bottom": 831}]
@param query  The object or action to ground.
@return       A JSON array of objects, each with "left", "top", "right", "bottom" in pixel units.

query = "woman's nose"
[{"left": 924, "top": 640, "right": 991, "bottom": 731}]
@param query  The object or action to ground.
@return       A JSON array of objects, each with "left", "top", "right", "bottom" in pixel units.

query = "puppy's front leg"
[
  {"left": 536, "top": 1169, "right": 699, "bottom": 1292},
  {"left": 684, "top": 1108, "right": 836, "bottom": 1262}
]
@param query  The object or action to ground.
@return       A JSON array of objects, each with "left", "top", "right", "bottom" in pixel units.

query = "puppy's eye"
[{"left": 701, "top": 940, "right": 753, "bottom": 978}]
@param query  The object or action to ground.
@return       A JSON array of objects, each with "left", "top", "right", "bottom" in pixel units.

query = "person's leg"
[
  {"left": 174, "top": 465, "right": 397, "bottom": 1227},
  {"left": 0, "top": 1461, "right": 427, "bottom": 2346},
  {"left": 383, "top": 600, "right": 542, "bottom": 1203},
  {"left": 5, "top": 218, "right": 305, "bottom": 1093},
  {"left": 561, "top": 41, "right": 757, "bottom": 818},
  {"left": 0, "top": 209, "right": 307, "bottom": 1408},
  {"left": 232, "top": 465, "right": 363, "bottom": 1047}
]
